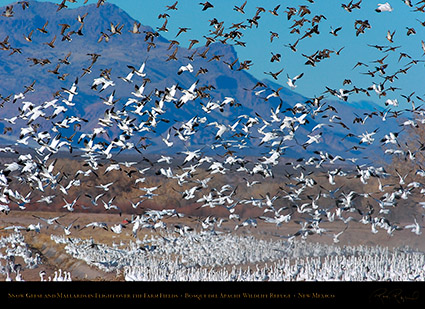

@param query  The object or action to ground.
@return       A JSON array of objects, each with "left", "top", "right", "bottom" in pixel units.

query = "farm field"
[{"left": 1, "top": 210, "right": 424, "bottom": 282}]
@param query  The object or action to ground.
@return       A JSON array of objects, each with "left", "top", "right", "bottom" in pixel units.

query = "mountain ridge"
[{"left": 0, "top": 0, "right": 398, "bottom": 160}]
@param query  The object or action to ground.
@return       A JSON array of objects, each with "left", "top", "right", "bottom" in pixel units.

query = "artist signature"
[{"left": 369, "top": 288, "right": 420, "bottom": 304}]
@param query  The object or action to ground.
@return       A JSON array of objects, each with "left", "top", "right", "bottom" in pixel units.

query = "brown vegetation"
[
  {"left": 1, "top": 209, "right": 424, "bottom": 282},
  {"left": 2, "top": 148, "right": 421, "bottom": 224}
]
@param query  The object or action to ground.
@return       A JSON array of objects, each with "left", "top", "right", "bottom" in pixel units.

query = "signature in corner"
[{"left": 369, "top": 288, "right": 420, "bottom": 304}]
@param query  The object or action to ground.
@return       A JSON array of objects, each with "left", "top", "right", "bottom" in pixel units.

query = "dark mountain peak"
[
  {"left": 0, "top": 1, "right": 155, "bottom": 41},
  {"left": 206, "top": 41, "right": 237, "bottom": 56},
  {"left": 0, "top": 1, "right": 395, "bottom": 158},
  {"left": 6, "top": 0, "right": 127, "bottom": 16}
]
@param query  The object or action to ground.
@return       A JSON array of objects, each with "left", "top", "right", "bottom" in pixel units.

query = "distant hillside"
[{"left": 0, "top": 0, "right": 398, "bottom": 160}]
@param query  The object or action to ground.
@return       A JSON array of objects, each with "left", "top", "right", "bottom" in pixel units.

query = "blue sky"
[{"left": 28, "top": 0, "right": 425, "bottom": 108}]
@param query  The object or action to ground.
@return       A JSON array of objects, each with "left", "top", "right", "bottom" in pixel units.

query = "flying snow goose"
[
  {"left": 287, "top": 73, "right": 304, "bottom": 89},
  {"left": 376, "top": 2, "right": 393, "bottom": 12}
]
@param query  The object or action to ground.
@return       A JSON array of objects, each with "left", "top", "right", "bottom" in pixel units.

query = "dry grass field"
[
  {"left": 0, "top": 153, "right": 424, "bottom": 282},
  {"left": 1, "top": 209, "right": 424, "bottom": 282}
]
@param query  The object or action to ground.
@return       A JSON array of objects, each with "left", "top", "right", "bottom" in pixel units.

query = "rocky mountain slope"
[{"left": 0, "top": 1, "right": 398, "bottom": 160}]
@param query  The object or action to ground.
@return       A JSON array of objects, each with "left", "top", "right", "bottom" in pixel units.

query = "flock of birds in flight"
[{"left": 0, "top": 0, "right": 425, "bottom": 250}]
